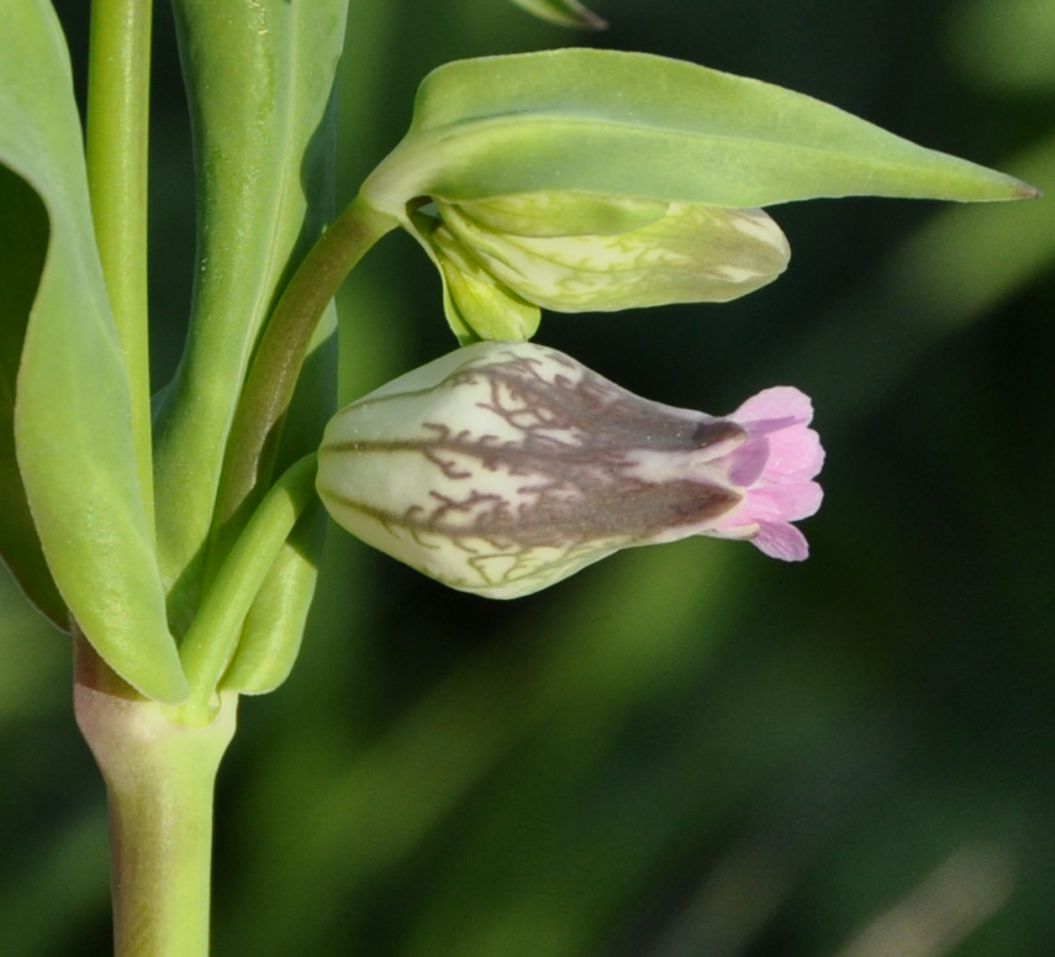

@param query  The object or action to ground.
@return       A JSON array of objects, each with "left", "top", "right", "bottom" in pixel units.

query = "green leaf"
[
  {"left": 0, "top": 164, "right": 65, "bottom": 629},
  {"left": 156, "top": 0, "right": 350, "bottom": 630},
  {"left": 363, "top": 49, "right": 1037, "bottom": 215},
  {"left": 1, "top": 0, "right": 186, "bottom": 701},
  {"left": 221, "top": 507, "right": 323, "bottom": 695},
  {"left": 222, "top": 305, "right": 338, "bottom": 694},
  {"left": 506, "top": 0, "right": 607, "bottom": 30}
]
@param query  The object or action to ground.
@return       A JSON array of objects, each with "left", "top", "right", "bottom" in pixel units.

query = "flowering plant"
[{"left": 0, "top": 0, "right": 1037, "bottom": 952}]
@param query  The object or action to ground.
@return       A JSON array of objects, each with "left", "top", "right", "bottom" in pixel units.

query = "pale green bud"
[
  {"left": 408, "top": 208, "right": 541, "bottom": 343},
  {"left": 435, "top": 192, "right": 791, "bottom": 312}
]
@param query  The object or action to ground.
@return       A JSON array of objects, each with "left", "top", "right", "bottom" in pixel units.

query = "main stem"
[
  {"left": 74, "top": 638, "right": 237, "bottom": 957},
  {"left": 86, "top": 0, "right": 155, "bottom": 527}
]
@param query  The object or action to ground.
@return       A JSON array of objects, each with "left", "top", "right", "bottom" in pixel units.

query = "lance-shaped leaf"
[
  {"left": 221, "top": 505, "right": 323, "bottom": 695},
  {"left": 362, "top": 48, "right": 1036, "bottom": 215},
  {"left": 0, "top": 163, "right": 65, "bottom": 629},
  {"left": 221, "top": 307, "right": 338, "bottom": 695},
  {"left": 1, "top": 0, "right": 186, "bottom": 701},
  {"left": 156, "top": 0, "right": 350, "bottom": 630}
]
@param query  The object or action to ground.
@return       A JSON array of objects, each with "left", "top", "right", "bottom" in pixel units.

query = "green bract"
[
  {"left": 360, "top": 48, "right": 1034, "bottom": 340},
  {"left": 363, "top": 48, "right": 1034, "bottom": 212},
  {"left": 1, "top": 0, "right": 351, "bottom": 703}
]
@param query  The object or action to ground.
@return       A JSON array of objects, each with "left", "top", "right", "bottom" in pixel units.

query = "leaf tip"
[
  {"left": 579, "top": 9, "right": 609, "bottom": 30},
  {"left": 508, "top": 0, "right": 608, "bottom": 31},
  {"left": 986, "top": 173, "right": 1043, "bottom": 202}
]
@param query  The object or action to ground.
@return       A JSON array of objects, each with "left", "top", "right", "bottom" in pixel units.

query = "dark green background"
[{"left": 2, "top": 0, "right": 1053, "bottom": 953}]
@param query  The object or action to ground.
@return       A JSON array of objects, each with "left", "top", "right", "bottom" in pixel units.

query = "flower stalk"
[{"left": 209, "top": 197, "right": 397, "bottom": 561}]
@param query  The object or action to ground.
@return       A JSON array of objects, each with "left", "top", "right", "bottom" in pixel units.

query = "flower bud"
[
  {"left": 437, "top": 192, "right": 791, "bottom": 312},
  {"left": 428, "top": 218, "right": 541, "bottom": 342},
  {"left": 317, "top": 342, "right": 823, "bottom": 598},
  {"left": 406, "top": 191, "right": 790, "bottom": 342}
]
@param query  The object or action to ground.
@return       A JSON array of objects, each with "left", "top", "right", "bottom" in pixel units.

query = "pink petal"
[
  {"left": 702, "top": 385, "right": 824, "bottom": 562},
  {"left": 762, "top": 425, "right": 824, "bottom": 482},
  {"left": 743, "top": 481, "right": 824, "bottom": 523},
  {"left": 731, "top": 386, "right": 813, "bottom": 426},
  {"left": 726, "top": 387, "right": 823, "bottom": 482},
  {"left": 725, "top": 436, "right": 770, "bottom": 487},
  {"left": 752, "top": 521, "right": 810, "bottom": 561}
]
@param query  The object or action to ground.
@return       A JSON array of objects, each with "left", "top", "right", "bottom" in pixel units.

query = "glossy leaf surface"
[
  {"left": 364, "top": 49, "right": 1035, "bottom": 214},
  {"left": 221, "top": 508, "right": 322, "bottom": 695},
  {"left": 156, "top": 0, "right": 349, "bottom": 630},
  {"left": 222, "top": 309, "right": 338, "bottom": 694},
  {"left": 0, "top": 163, "right": 65, "bottom": 629},
  {"left": 0, "top": 0, "right": 185, "bottom": 700}
]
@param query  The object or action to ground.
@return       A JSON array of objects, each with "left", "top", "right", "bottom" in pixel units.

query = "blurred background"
[{"left": 3, "top": 0, "right": 1053, "bottom": 953}]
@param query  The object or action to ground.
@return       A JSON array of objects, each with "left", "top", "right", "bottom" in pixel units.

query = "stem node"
[{"left": 74, "top": 637, "right": 237, "bottom": 957}]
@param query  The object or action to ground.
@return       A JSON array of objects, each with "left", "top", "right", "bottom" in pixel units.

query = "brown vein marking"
[
  {"left": 327, "top": 476, "right": 740, "bottom": 550},
  {"left": 324, "top": 361, "right": 745, "bottom": 460},
  {"left": 322, "top": 349, "right": 745, "bottom": 548}
]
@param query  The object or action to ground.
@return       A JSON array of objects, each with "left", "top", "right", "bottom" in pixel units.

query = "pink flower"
[
  {"left": 706, "top": 386, "right": 824, "bottom": 561},
  {"left": 318, "top": 342, "right": 825, "bottom": 598}
]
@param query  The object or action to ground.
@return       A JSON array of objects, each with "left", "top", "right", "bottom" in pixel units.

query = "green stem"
[
  {"left": 210, "top": 196, "right": 397, "bottom": 560},
  {"left": 180, "top": 452, "right": 320, "bottom": 718},
  {"left": 86, "top": 0, "right": 155, "bottom": 526},
  {"left": 74, "top": 637, "right": 237, "bottom": 957}
]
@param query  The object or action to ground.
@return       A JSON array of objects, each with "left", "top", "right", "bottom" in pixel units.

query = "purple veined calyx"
[{"left": 316, "top": 341, "right": 824, "bottom": 598}]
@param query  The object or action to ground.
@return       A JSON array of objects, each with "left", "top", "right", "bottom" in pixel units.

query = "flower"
[
  {"left": 316, "top": 342, "right": 823, "bottom": 598},
  {"left": 703, "top": 386, "right": 824, "bottom": 561},
  {"left": 407, "top": 191, "right": 790, "bottom": 342}
]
